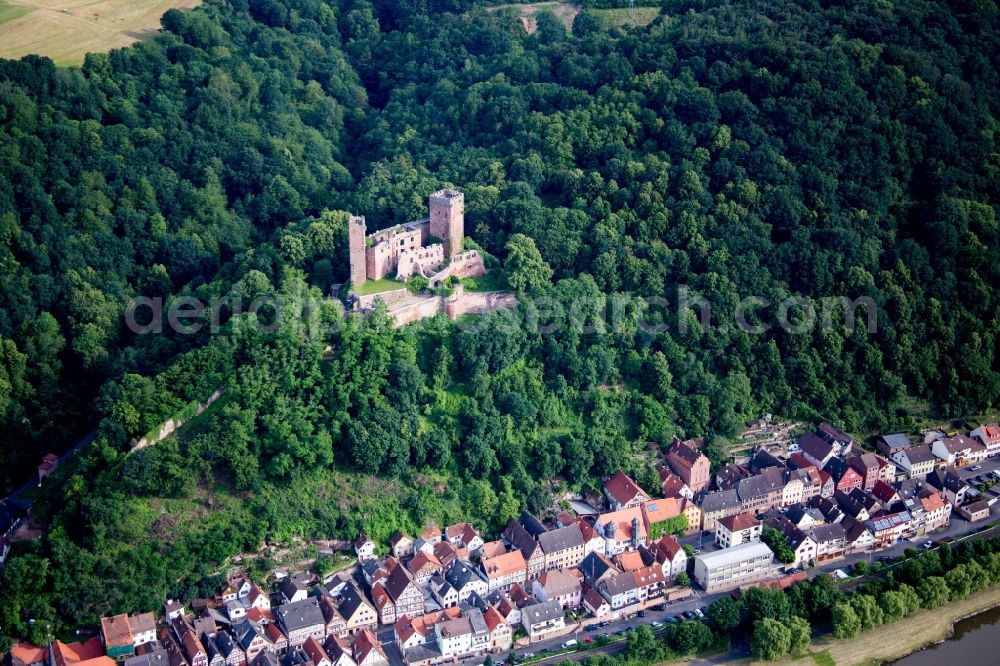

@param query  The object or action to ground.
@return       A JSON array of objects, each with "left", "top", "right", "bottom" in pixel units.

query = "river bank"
[{"left": 797, "top": 585, "right": 1000, "bottom": 666}]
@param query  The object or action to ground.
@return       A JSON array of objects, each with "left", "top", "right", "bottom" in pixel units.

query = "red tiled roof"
[
  {"left": 667, "top": 441, "right": 702, "bottom": 470},
  {"left": 615, "top": 550, "right": 645, "bottom": 572},
  {"left": 482, "top": 550, "right": 527, "bottom": 580},
  {"left": 641, "top": 498, "right": 680, "bottom": 528},
  {"left": 101, "top": 614, "right": 134, "bottom": 648},
  {"left": 10, "top": 643, "right": 47, "bottom": 666},
  {"left": 479, "top": 540, "right": 506, "bottom": 559},
  {"left": 351, "top": 630, "right": 385, "bottom": 663},
  {"left": 653, "top": 535, "right": 682, "bottom": 561},
  {"left": 871, "top": 480, "right": 897, "bottom": 503},
  {"left": 407, "top": 550, "right": 442, "bottom": 574},
  {"left": 921, "top": 492, "right": 947, "bottom": 512},
  {"left": 302, "top": 637, "right": 330, "bottom": 666},
  {"left": 604, "top": 471, "right": 647, "bottom": 506},
  {"left": 718, "top": 512, "right": 760, "bottom": 533},
  {"left": 482, "top": 605, "right": 506, "bottom": 632}
]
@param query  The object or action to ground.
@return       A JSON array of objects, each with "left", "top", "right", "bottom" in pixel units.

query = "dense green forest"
[{"left": 0, "top": 0, "right": 998, "bottom": 644}]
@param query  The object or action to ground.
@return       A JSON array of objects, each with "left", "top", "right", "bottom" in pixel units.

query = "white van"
[{"left": 561, "top": 640, "right": 577, "bottom": 649}]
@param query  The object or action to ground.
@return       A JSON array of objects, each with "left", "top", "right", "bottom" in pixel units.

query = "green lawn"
[
  {"left": 354, "top": 277, "right": 406, "bottom": 296},
  {"left": 590, "top": 6, "right": 660, "bottom": 29},
  {"left": 463, "top": 270, "right": 508, "bottom": 292},
  {"left": 0, "top": 1, "right": 34, "bottom": 25}
]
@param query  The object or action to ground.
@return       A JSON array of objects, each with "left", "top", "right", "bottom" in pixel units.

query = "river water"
[{"left": 890, "top": 605, "right": 1000, "bottom": 665}]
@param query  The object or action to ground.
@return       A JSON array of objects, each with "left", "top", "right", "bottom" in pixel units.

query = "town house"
[
  {"left": 866, "top": 511, "right": 913, "bottom": 548},
  {"left": 715, "top": 513, "right": 762, "bottom": 548},
  {"left": 971, "top": 424, "right": 1000, "bottom": 457},
  {"left": 603, "top": 471, "right": 651, "bottom": 510},
  {"left": 381, "top": 561, "right": 425, "bottom": 623},
  {"left": 700, "top": 489, "right": 741, "bottom": 531},
  {"left": 645, "top": 535, "right": 687, "bottom": 579},
  {"left": 796, "top": 432, "right": 836, "bottom": 469},
  {"left": 501, "top": 518, "right": 545, "bottom": 578},
  {"left": 926, "top": 467, "right": 969, "bottom": 507},
  {"left": 665, "top": 437, "right": 711, "bottom": 493},
  {"left": 407, "top": 551, "right": 444, "bottom": 585},
  {"left": 736, "top": 467, "right": 785, "bottom": 515},
  {"left": 480, "top": 549, "right": 528, "bottom": 591},
  {"left": 538, "top": 522, "right": 586, "bottom": 571},
  {"left": 808, "top": 523, "right": 846, "bottom": 562},
  {"left": 335, "top": 582, "right": 378, "bottom": 636},
  {"left": 594, "top": 506, "right": 648, "bottom": 555},
  {"left": 521, "top": 600, "right": 566, "bottom": 641},
  {"left": 848, "top": 453, "right": 881, "bottom": 490},
  {"left": 932, "top": 435, "right": 987, "bottom": 467},
  {"left": 531, "top": 568, "right": 583, "bottom": 610},
  {"left": 277, "top": 598, "right": 326, "bottom": 650},
  {"left": 891, "top": 445, "right": 937, "bottom": 478}
]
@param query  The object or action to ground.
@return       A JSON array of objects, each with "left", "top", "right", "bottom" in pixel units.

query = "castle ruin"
[{"left": 348, "top": 189, "right": 485, "bottom": 289}]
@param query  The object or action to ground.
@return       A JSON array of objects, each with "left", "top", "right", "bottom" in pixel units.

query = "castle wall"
[
  {"left": 366, "top": 224, "right": 426, "bottom": 280},
  {"left": 396, "top": 244, "right": 445, "bottom": 280},
  {"left": 427, "top": 250, "right": 486, "bottom": 286},
  {"left": 354, "top": 288, "right": 411, "bottom": 310}
]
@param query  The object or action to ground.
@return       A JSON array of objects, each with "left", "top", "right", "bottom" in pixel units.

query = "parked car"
[
  {"left": 522, "top": 653, "right": 534, "bottom": 660},
  {"left": 682, "top": 610, "right": 697, "bottom": 619},
  {"left": 650, "top": 621, "right": 663, "bottom": 628},
  {"left": 561, "top": 640, "right": 577, "bottom": 649},
  {"left": 665, "top": 616, "right": 679, "bottom": 624},
  {"left": 638, "top": 610, "right": 646, "bottom": 618},
  {"left": 693, "top": 608, "right": 705, "bottom": 619},
  {"left": 583, "top": 637, "right": 593, "bottom": 644},
  {"left": 921, "top": 541, "right": 934, "bottom": 549},
  {"left": 971, "top": 465, "right": 982, "bottom": 471},
  {"left": 539, "top": 648, "right": 550, "bottom": 654},
  {"left": 585, "top": 625, "right": 598, "bottom": 632}
]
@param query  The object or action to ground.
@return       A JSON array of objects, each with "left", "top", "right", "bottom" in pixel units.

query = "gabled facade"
[
  {"left": 715, "top": 513, "right": 762, "bottom": 548},
  {"left": 891, "top": 445, "right": 937, "bottom": 478},
  {"left": 971, "top": 424, "right": 1000, "bottom": 457},
  {"left": 665, "top": 437, "right": 711, "bottom": 493},
  {"left": 520, "top": 600, "right": 566, "bottom": 640},
  {"left": 480, "top": 549, "right": 528, "bottom": 591},
  {"left": 594, "top": 506, "right": 647, "bottom": 555},
  {"left": 537, "top": 523, "right": 586, "bottom": 572},
  {"left": 531, "top": 568, "right": 583, "bottom": 610},
  {"left": 603, "top": 471, "right": 651, "bottom": 510},
  {"left": 646, "top": 535, "right": 687, "bottom": 579}
]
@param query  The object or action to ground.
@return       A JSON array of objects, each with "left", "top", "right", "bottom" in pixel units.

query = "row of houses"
[
  {"left": 350, "top": 508, "right": 692, "bottom": 662},
  {"left": 676, "top": 422, "right": 1000, "bottom": 592}
]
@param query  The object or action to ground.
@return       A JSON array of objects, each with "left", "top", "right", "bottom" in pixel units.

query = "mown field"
[
  {"left": 0, "top": 0, "right": 200, "bottom": 66},
  {"left": 487, "top": 2, "right": 660, "bottom": 34}
]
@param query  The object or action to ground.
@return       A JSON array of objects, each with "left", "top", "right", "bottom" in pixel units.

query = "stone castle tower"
[
  {"left": 348, "top": 215, "right": 367, "bottom": 286},
  {"left": 429, "top": 189, "right": 464, "bottom": 258}
]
